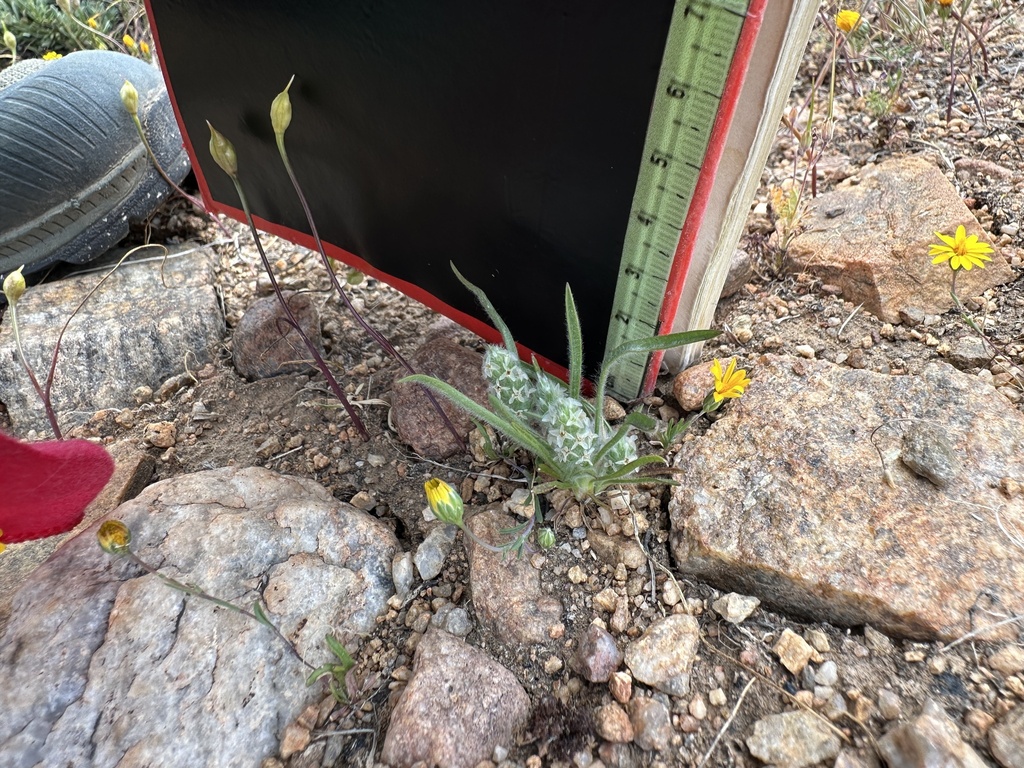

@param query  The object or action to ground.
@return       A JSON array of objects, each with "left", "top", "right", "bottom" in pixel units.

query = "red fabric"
[{"left": 0, "top": 431, "right": 114, "bottom": 544}]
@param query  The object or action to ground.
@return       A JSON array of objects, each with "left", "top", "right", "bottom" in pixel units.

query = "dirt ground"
[{"left": 5, "top": 3, "right": 1024, "bottom": 766}]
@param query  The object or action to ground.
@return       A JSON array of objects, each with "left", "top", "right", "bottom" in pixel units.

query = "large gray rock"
[
  {"left": 0, "top": 248, "right": 225, "bottom": 435},
  {"left": 669, "top": 355, "right": 1024, "bottom": 641},
  {"left": 0, "top": 467, "right": 397, "bottom": 768},
  {"left": 381, "top": 628, "right": 531, "bottom": 768},
  {"left": 786, "top": 155, "right": 1014, "bottom": 323}
]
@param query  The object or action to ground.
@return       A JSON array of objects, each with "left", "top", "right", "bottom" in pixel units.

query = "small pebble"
[
  {"left": 609, "top": 671, "right": 633, "bottom": 704},
  {"left": 795, "top": 344, "right": 816, "bottom": 359},
  {"left": 595, "top": 703, "right": 634, "bottom": 743},
  {"left": 805, "top": 629, "right": 831, "bottom": 653},
  {"left": 708, "top": 688, "right": 727, "bottom": 707},
  {"left": 774, "top": 628, "right": 818, "bottom": 674},
  {"left": 688, "top": 696, "right": 707, "bottom": 720},
  {"left": 816, "top": 660, "right": 839, "bottom": 687},
  {"left": 877, "top": 689, "right": 901, "bottom": 721},
  {"left": 964, "top": 708, "right": 994, "bottom": 735}
]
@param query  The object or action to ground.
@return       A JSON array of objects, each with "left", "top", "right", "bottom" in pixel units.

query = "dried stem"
[
  {"left": 228, "top": 177, "right": 369, "bottom": 439},
  {"left": 274, "top": 129, "right": 466, "bottom": 451}
]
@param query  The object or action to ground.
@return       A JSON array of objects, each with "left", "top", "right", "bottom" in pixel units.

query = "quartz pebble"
[
  {"left": 629, "top": 697, "right": 673, "bottom": 751},
  {"left": 877, "top": 689, "right": 902, "bottom": 721},
  {"left": 596, "top": 703, "right": 634, "bottom": 743},
  {"left": 712, "top": 592, "right": 760, "bottom": 624},
  {"left": 774, "top": 629, "right": 819, "bottom": 674},
  {"left": 609, "top": 671, "right": 633, "bottom": 704},
  {"left": 576, "top": 623, "right": 624, "bottom": 683}
]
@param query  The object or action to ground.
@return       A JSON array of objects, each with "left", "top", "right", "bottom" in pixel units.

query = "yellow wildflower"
[
  {"left": 97, "top": 520, "right": 132, "bottom": 555},
  {"left": 139, "top": 40, "right": 150, "bottom": 56},
  {"left": 836, "top": 10, "right": 862, "bottom": 34},
  {"left": 42, "top": 50, "right": 62, "bottom": 60},
  {"left": 424, "top": 478, "right": 464, "bottom": 526},
  {"left": 938, "top": 0, "right": 953, "bottom": 5},
  {"left": 711, "top": 358, "right": 751, "bottom": 403},
  {"left": 87, "top": 14, "right": 99, "bottom": 29},
  {"left": 0, "top": 529, "right": 5, "bottom": 554},
  {"left": 929, "top": 225, "right": 993, "bottom": 271},
  {"left": 122, "top": 33, "right": 137, "bottom": 50}
]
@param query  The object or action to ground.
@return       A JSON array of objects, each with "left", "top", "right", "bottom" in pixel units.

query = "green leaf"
[
  {"left": 401, "top": 374, "right": 554, "bottom": 462},
  {"left": 603, "top": 329, "right": 721, "bottom": 372},
  {"left": 623, "top": 411, "right": 657, "bottom": 432},
  {"left": 594, "top": 328, "right": 719, "bottom": 430},
  {"left": 325, "top": 634, "right": 355, "bottom": 670},
  {"left": 451, "top": 262, "right": 517, "bottom": 354},
  {"left": 598, "top": 453, "right": 667, "bottom": 481},
  {"left": 251, "top": 601, "right": 272, "bottom": 628},
  {"left": 592, "top": 421, "right": 635, "bottom": 467},
  {"left": 565, "top": 284, "right": 583, "bottom": 398}
]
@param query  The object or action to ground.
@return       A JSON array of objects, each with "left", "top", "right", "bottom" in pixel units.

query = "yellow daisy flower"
[
  {"left": 139, "top": 40, "right": 150, "bottom": 56},
  {"left": 929, "top": 225, "right": 994, "bottom": 271},
  {"left": 424, "top": 478, "right": 464, "bottom": 526},
  {"left": 87, "top": 14, "right": 99, "bottom": 29},
  {"left": 836, "top": 10, "right": 862, "bottom": 34},
  {"left": 122, "top": 33, "right": 137, "bottom": 50},
  {"left": 42, "top": 50, "right": 62, "bottom": 60},
  {"left": 711, "top": 358, "right": 751, "bottom": 403}
]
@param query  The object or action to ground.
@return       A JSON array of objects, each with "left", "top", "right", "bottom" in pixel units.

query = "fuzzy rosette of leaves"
[{"left": 402, "top": 265, "right": 718, "bottom": 500}]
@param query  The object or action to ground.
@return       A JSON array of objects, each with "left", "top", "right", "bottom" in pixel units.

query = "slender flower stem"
[
  {"left": 8, "top": 302, "right": 62, "bottom": 439},
  {"left": 129, "top": 115, "right": 234, "bottom": 241},
  {"left": 466, "top": 515, "right": 535, "bottom": 554},
  {"left": 275, "top": 140, "right": 466, "bottom": 451},
  {"left": 124, "top": 550, "right": 313, "bottom": 670},
  {"left": 229, "top": 177, "right": 369, "bottom": 439}
]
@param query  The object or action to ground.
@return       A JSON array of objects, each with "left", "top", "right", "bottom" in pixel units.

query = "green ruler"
[{"left": 603, "top": 0, "right": 751, "bottom": 400}]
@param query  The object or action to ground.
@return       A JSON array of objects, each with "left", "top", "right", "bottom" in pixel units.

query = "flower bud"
[
  {"left": 3, "top": 23, "right": 16, "bottom": 56},
  {"left": 122, "top": 33, "right": 137, "bottom": 51},
  {"left": 271, "top": 76, "right": 295, "bottom": 138},
  {"left": 537, "top": 528, "right": 556, "bottom": 549},
  {"left": 207, "top": 121, "right": 238, "bottom": 178},
  {"left": 120, "top": 80, "right": 138, "bottom": 117},
  {"left": 97, "top": 520, "right": 132, "bottom": 555},
  {"left": 424, "top": 478, "right": 464, "bottom": 527},
  {"left": 3, "top": 265, "right": 25, "bottom": 305}
]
